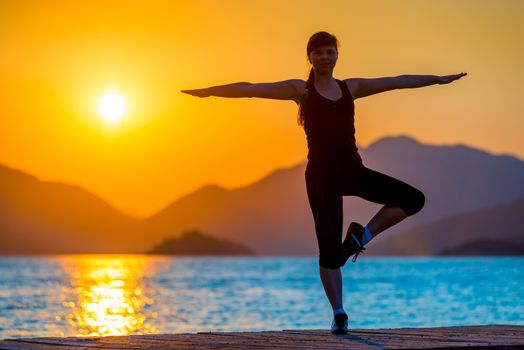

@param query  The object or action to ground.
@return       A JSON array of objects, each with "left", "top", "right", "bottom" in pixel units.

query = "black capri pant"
[{"left": 305, "top": 160, "right": 425, "bottom": 269}]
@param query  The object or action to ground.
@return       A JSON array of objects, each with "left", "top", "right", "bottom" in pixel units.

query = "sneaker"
[
  {"left": 342, "top": 221, "right": 366, "bottom": 263},
  {"left": 331, "top": 312, "right": 349, "bottom": 334}
]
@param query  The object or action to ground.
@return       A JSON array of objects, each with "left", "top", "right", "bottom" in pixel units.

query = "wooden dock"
[{"left": 1, "top": 325, "right": 524, "bottom": 349}]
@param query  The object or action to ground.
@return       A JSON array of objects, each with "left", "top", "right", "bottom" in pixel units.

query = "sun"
[{"left": 98, "top": 91, "right": 126, "bottom": 125}]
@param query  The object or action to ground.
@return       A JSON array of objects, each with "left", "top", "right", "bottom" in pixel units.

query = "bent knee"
[{"left": 404, "top": 188, "right": 425, "bottom": 216}]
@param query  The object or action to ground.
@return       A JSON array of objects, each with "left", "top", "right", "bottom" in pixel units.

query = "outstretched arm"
[
  {"left": 181, "top": 79, "right": 303, "bottom": 102},
  {"left": 181, "top": 82, "right": 253, "bottom": 98},
  {"left": 398, "top": 72, "right": 467, "bottom": 88},
  {"left": 347, "top": 72, "right": 467, "bottom": 99}
]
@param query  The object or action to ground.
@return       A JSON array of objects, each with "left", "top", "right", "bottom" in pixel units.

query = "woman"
[{"left": 182, "top": 31, "right": 466, "bottom": 335}]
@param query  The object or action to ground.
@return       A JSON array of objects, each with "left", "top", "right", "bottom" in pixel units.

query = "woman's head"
[
  {"left": 306, "top": 31, "right": 340, "bottom": 66},
  {"left": 297, "top": 31, "right": 340, "bottom": 127}
]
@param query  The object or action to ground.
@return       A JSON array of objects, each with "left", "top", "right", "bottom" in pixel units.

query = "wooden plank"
[{"left": 1, "top": 325, "right": 524, "bottom": 349}]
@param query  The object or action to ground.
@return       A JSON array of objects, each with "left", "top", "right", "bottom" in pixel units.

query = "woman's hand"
[
  {"left": 181, "top": 88, "right": 211, "bottom": 97},
  {"left": 438, "top": 72, "right": 467, "bottom": 84}
]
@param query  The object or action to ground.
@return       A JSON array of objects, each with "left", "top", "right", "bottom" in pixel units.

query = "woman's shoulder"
[
  {"left": 288, "top": 79, "right": 306, "bottom": 104},
  {"left": 290, "top": 79, "right": 306, "bottom": 94},
  {"left": 339, "top": 78, "right": 358, "bottom": 99}
]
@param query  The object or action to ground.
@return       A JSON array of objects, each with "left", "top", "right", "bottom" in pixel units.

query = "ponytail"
[{"left": 297, "top": 68, "right": 315, "bottom": 127}]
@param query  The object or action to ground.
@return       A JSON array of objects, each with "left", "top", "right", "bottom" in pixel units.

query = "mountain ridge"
[{"left": 2, "top": 134, "right": 524, "bottom": 255}]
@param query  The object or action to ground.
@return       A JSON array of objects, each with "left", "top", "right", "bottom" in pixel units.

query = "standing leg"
[
  {"left": 305, "top": 166, "right": 346, "bottom": 312},
  {"left": 319, "top": 267, "right": 343, "bottom": 311}
]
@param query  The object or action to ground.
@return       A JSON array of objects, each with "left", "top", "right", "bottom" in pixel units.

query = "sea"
[{"left": 1, "top": 255, "right": 523, "bottom": 339}]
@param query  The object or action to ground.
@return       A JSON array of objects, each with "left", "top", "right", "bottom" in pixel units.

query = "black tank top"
[{"left": 303, "top": 78, "right": 363, "bottom": 169}]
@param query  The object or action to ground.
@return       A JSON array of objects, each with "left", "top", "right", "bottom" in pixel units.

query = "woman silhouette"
[{"left": 182, "top": 31, "right": 467, "bottom": 334}]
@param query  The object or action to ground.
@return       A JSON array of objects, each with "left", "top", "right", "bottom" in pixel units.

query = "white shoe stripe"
[{"left": 351, "top": 234, "right": 362, "bottom": 248}]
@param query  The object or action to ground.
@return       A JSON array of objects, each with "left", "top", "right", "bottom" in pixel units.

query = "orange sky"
[{"left": 1, "top": 0, "right": 523, "bottom": 218}]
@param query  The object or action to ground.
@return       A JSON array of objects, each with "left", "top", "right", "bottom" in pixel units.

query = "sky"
[{"left": 1, "top": 0, "right": 523, "bottom": 218}]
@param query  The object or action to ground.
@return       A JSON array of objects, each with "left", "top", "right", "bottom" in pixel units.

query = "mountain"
[
  {"left": 142, "top": 167, "right": 312, "bottom": 254},
  {"left": 142, "top": 134, "right": 524, "bottom": 254},
  {"left": 1, "top": 135, "right": 524, "bottom": 255},
  {"left": 371, "top": 195, "right": 524, "bottom": 255},
  {"left": 0, "top": 166, "right": 147, "bottom": 253},
  {"left": 362, "top": 135, "right": 524, "bottom": 219}
]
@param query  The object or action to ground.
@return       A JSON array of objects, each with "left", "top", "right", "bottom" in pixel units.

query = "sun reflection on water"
[{"left": 58, "top": 255, "right": 159, "bottom": 337}]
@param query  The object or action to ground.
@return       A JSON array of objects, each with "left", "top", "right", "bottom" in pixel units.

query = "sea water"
[{"left": 0, "top": 255, "right": 523, "bottom": 338}]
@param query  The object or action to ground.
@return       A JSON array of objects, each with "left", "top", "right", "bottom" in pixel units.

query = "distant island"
[
  {"left": 439, "top": 239, "right": 524, "bottom": 256},
  {"left": 147, "top": 229, "right": 254, "bottom": 255}
]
